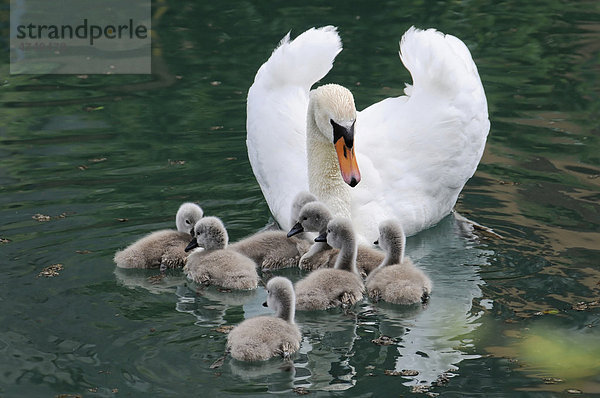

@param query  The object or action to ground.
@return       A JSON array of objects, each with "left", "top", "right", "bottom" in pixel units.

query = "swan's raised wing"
[
  {"left": 247, "top": 27, "right": 342, "bottom": 230},
  {"left": 354, "top": 27, "right": 490, "bottom": 238}
]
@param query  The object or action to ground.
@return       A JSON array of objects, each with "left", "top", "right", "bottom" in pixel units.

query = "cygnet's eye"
[
  {"left": 303, "top": 217, "right": 308, "bottom": 221},
  {"left": 185, "top": 219, "right": 191, "bottom": 225}
]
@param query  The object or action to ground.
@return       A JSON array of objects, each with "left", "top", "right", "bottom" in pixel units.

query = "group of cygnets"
[{"left": 114, "top": 192, "right": 432, "bottom": 362}]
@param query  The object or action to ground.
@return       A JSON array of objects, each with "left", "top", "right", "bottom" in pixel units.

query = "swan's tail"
[
  {"left": 400, "top": 27, "right": 484, "bottom": 100},
  {"left": 253, "top": 26, "right": 342, "bottom": 90}
]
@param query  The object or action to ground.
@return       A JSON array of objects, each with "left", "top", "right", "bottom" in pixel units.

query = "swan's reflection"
[
  {"left": 375, "top": 213, "right": 491, "bottom": 386},
  {"left": 114, "top": 267, "right": 186, "bottom": 295},
  {"left": 228, "top": 358, "right": 297, "bottom": 393},
  {"left": 293, "top": 309, "right": 359, "bottom": 391},
  {"left": 174, "top": 283, "right": 259, "bottom": 328}
]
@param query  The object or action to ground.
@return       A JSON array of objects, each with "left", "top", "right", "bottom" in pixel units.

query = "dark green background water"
[{"left": 1, "top": 0, "right": 599, "bottom": 396}]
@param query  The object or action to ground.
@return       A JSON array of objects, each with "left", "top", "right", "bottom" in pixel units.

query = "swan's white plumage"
[
  {"left": 247, "top": 27, "right": 341, "bottom": 232},
  {"left": 247, "top": 26, "right": 489, "bottom": 240}
]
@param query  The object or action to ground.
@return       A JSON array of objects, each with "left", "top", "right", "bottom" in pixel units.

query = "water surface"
[{"left": 1, "top": 1, "right": 599, "bottom": 396}]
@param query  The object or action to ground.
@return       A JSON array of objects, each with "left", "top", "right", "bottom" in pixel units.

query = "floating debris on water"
[
  {"left": 83, "top": 105, "right": 104, "bottom": 112},
  {"left": 293, "top": 387, "right": 309, "bottom": 395},
  {"left": 33, "top": 213, "right": 51, "bottom": 222},
  {"left": 0, "top": 237, "right": 10, "bottom": 244},
  {"left": 434, "top": 372, "right": 452, "bottom": 386},
  {"left": 89, "top": 157, "right": 107, "bottom": 163},
  {"left": 384, "top": 369, "right": 419, "bottom": 376},
  {"left": 371, "top": 335, "right": 397, "bottom": 346},
  {"left": 543, "top": 377, "right": 563, "bottom": 384},
  {"left": 572, "top": 301, "right": 598, "bottom": 311},
  {"left": 147, "top": 274, "right": 166, "bottom": 284},
  {"left": 38, "top": 264, "right": 63, "bottom": 277},
  {"left": 213, "top": 325, "right": 235, "bottom": 334},
  {"left": 210, "top": 355, "right": 226, "bottom": 369},
  {"left": 534, "top": 309, "right": 559, "bottom": 316},
  {"left": 411, "top": 385, "right": 430, "bottom": 394}
]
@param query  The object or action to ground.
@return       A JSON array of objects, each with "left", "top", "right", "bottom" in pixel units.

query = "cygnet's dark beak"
[
  {"left": 287, "top": 222, "right": 304, "bottom": 238},
  {"left": 185, "top": 238, "right": 199, "bottom": 252},
  {"left": 189, "top": 228, "right": 195, "bottom": 236},
  {"left": 314, "top": 232, "right": 327, "bottom": 242},
  {"left": 262, "top": 301, "right": 268, "bottom": 307}
]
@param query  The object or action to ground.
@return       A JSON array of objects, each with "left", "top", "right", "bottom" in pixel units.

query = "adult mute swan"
[{"left": 246, "top": 26, "right": 489, "bottom": 242}]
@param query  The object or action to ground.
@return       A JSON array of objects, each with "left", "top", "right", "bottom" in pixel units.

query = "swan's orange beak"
[
  {"left": 334, "top": 136, "right": 361, "bottom": 187},
  {"left": 331, "top": 119, "right": 361, "bottom": 187}
]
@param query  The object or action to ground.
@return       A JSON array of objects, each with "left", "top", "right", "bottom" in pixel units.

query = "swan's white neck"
[{"left": 306, "top": 103, "right": 352, "bottom": 219}]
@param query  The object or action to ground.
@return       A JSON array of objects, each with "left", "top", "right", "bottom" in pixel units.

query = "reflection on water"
[
  {"left": 295, "top": 310, "right": 360, "bottom": 391},
  {"left": 372, "top": 214, "right": 490, "bottom": 386},
  {"left": 114, "top": 267, "right": 186, "bottom": 295},
  {"left": 112, "top": 213, "right": 493, "bottom": 393}
]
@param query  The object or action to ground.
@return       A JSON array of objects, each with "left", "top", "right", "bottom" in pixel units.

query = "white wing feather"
[
  {"left": 246, "top": 27, "right": 342, "bottom": 230},
  {"left": 354, "top": 27, "right": 489, "bottom": 239}
]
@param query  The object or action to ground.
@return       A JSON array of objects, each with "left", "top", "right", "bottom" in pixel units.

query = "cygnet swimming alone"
[
  {"left": 366, "top": 220, "right": 432, "bottom": 305},
  {"left": 114, "top": 202, "right": 203, "bottom": 269},
  {"left": 288, "top": 201, "right": 384, "bottom": 276},
  {"left": 183, "top": 217, "right": 258, "bottom": 290},
  {"left": 294, "top": 217, "right": 364, "bottom": 310},
  {"left": 229, "top": 192, "right": 316, "bottom": 270},
  {"left": 227, "top": 276, "right": 301, "bottom": 361}
]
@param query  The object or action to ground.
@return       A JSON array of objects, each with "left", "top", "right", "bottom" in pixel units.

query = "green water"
[{"left": 1, "top": 0, "right": 599, "bottom": 396}]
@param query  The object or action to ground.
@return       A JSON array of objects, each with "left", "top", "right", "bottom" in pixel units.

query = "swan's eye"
[
  {"left": 303, "top": 217, "right": 308, "bottom": 221},
  {"left": 185, "top": 219, "right": 191, "bottom": 225}
]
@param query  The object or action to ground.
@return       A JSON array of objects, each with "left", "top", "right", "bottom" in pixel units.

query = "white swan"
[{"left": 246, "top": 26, "right": 489, "bottom": 242}]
